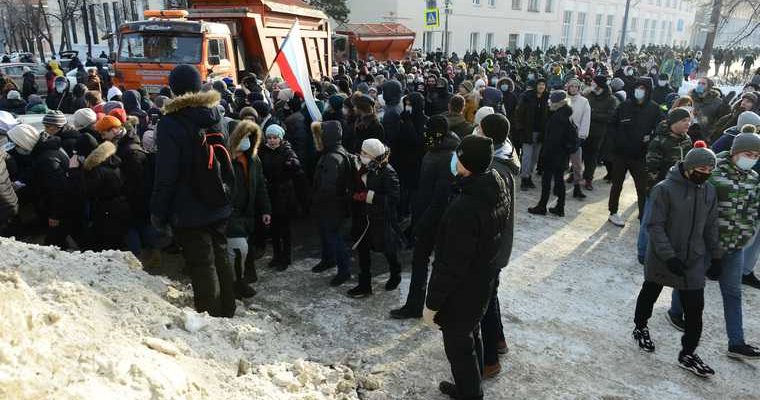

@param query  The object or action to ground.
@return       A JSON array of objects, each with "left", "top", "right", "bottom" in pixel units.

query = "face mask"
[
  {"left": 650, "top": 69, "right": 657, "bottom": 75},
  {"left": 360, "top": 155, "right": 372, "bottom": 165},
  {"left": 528, "top": 73, "right": 536, "bottom": 81},
  {"left": 688, "top": 170, "right": 711, "bottom": 185},
  {"left": 406, "top": 78, "right": 413, "bottom": 84},
  {"left": 55, "top": 83, "right": 66, "bottom": 93},
  {"left": 735, "top": 156, "right": 757, "bottom": 171},
  {"left": 450, "top": 152, "right": 459, "bottom": 176},
  {"left": 238, "top": 137, "right": 251, "bottom": 152},
  {"left": 634, "top": 88, "right": 646, "bottom": 101},
  {"left": 625, "top": 69, "right": 634, "bottom": 76},
  {"left": 695, "top": 85, "right": 705, "bottom": 94},
  {"left": 491, "top": 78, "right": 498, "bottom": 85},
  {"left": 500, "top": 85, "right": 509, "bottom": 92},
  {"left": 658, "top": 80, "right": 668, "bottom": 87},
  {"left": 3, "top": 141, "right": 15, "bottom": 152},
  {"left": 16, "top": 147, "right": 30, "bottom": 155},
  {"left": 405, "top": 105, "right": 413, "bottom": 113}
]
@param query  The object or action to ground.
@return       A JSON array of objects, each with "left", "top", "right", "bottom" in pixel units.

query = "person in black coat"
[
  {"left": 425, "top": 77, "right": 451, "bottom": 116},
  {"left": 21, "top": 67, "right": 38, "bottom": 100},
  {"left": 43, "top": 111, "right": 98, "bottom": 159},
  {"left": 0, "top": 147, "right": 19, "bottom": 232},
  {"left": 395, "top": 92, "right": 427, "bottom": 220},
  {"left": 528, "top": 91, "right": 579, "bottom": 217},
  {"left": 497, "top": 77, "right": 518, "bottom": 121},
  {"left": 390, "top": 115, "right": 459, "bottom": 319},
  {"left": 423, "top": 135, "right": 509, "bottom": 400},
  {"left": 259, "top": 124, "right": 304, "bottom": 270},
  {"left": 0, "top": 90, "right": 27, "bottom": 115},
  {"left": 351, "top": 94, "right": 385, "bottom": 154},
  {"left": 151, "top": 65, "right": 235, "bottom": 318},
  {"left": 123, "top": 90, "right": 149, "bottom": 136},
  {"left": 46, "top": 76, "right": 75, "bottom": 113},
  {"left": 71, "top": 83, "right": 88, "bottom": 111},
  {"left": 348, "top": 138, "right": 403, "bottom": 298},
  {"left": 69, "top": 141, "right": 131, "bottom": 250}
]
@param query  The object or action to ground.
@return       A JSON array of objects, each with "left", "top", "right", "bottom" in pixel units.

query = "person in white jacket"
[{"left": 566, "top": 78, "right": 591, "bottom": 199}]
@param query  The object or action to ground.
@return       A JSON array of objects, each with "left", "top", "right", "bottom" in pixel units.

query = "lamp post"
[
  {"left": 619, "top": 0, "right": 632, "bottom": 50},
  {"left": 442, "top": 0, "right": 451, "bottom": 56}
]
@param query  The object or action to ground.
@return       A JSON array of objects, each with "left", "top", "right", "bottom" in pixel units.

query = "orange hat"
[
  {"left": 108, "top": 108, "right": 127, "bottom": 123},
  {"left": 94, "top": 115, "right": 122, "bottom": 133}
]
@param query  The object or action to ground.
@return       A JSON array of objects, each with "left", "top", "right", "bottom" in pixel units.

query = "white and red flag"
[{"left": 274, "top": 20, "right": 322, "bottom": 121}]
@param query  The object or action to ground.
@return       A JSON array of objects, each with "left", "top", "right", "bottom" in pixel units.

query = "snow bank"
[{"left": 0, "top": 238, "right": 359, "bottom": 400}]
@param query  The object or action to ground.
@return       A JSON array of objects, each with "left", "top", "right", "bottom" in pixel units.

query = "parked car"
[{"left": 0, "top": 63, "right": 48, "bottom": 97}]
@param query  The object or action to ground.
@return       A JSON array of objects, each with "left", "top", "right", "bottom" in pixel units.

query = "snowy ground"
[{"left": 1, "top": 174, "right": 759, "bottom": 400}]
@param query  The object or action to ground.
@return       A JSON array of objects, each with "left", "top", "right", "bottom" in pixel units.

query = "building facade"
[{"left": 343, "top": 0, "right": 698, "bottom": 55}]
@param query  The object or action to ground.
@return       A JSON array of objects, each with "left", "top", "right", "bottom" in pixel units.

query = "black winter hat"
[
  {"left": 169, "top": 64, "right": 201, "bottom": 96},
  {"left": 252, "top": 100, "right": 271, "bottom": 117},
  {"left": 480, "top": 113, "right": 510, "bottom": 145},
  {"left": 456, "top": 135, "right": 493, "bottom": 174},
  {"left": 593, "top": 75, "right": 608, "bottom": 88},
  {"left": 667, "top": 108, "right": 692, "bottom": 127}
]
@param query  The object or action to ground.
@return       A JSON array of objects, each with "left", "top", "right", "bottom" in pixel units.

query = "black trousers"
[
  {"left": 175, "top": 219, "right": 236, "bottom": 318},
  {"left": 44, "top": 216, "right": 85, "bottom": 250},
  {"left": 582, "top": 132, "right": 604, "bottom": 181},
  {"left": 537, "top": 165, "right": 566, "bottom": 209},
  {"left": 442, "top": 327, "right": 484, "bottom": 400},
  {"left": 404, "top": 229, "right": 436, "bottom": 312},
  {"left": 481, "top": 273, "right": 505, "bottom": 366},
  {"left": 608, "top": 156, "right": 647, "bottom": 217},
  {"left": 270, "top": 214, "right": 292, "bottom": 263},
  {"left": 634, "top": 281, "right": 704, "bottom": 356},
  {"left": 357, "top": 234, "right": 401, "bottom": 288}
]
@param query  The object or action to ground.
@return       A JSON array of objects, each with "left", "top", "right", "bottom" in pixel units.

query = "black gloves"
[
  {"left": 666, "top": 258, "right": 686, "bottom": 277},
  {"left": 706, "top": 258, "right": 722, "bottom": 281}
]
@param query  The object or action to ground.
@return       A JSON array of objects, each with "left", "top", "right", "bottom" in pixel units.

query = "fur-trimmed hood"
[
  {"left": 549, "top": 98, "right": 571, "bottom": 112},
  {"left": 229, "top": 119, "right": 262, "bottom": 156},
  {"left": 161, "top": 90, "right": 221, "bottom": 115},
  {"left": 311, "top": 120, "right": 343, "bottom": 152},
  {"left": 84, "top": 141, "right": 117, "bottom": 171}
]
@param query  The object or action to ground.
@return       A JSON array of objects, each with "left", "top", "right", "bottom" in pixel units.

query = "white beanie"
[
  {"left": 70, "top": 108, "right": 97, "bottom": 130},
  {"left": 474, "top": 106, "right": 495, "bottom": 125},
  {"left": 7, "top": 124, "right": 40, "bottom": 152},
  {"left": 474, "top": 79, "right": 487, "bottom": 90},
  {"left": 361, "top": 138, "right": 386, "bottom": 159},
  {"left": 107, "top": 86, "right": 123, "bottom": 101},
  {"left": 6, "top": 90, "right": 20, "bottom": 100}
]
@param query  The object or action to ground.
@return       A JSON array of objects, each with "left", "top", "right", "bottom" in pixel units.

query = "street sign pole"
[{"left": 443, "top": 0, "right": 451, "bottom": 57}]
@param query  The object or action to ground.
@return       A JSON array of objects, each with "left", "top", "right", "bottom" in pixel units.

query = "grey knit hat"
[
  {"left": 731, "top": 132, "right": 760, "bottom": 156},
  {"left": 42, "top": 111, "right": 67, "bottom": 127},
  {"left": 736, "top": 111, "right": 760, "bottom": 129},
  {"left": 683, "top": 141, "right": 716, "bottom": 171}
]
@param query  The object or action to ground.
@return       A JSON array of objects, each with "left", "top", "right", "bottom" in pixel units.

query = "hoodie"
[
  {"left": 608, "top": 78, "right": 664, "bottom": 160},
  {"left": 123, "top": 90, "right": 149, "bottom": 135},
  {"left": 45, "top": 76, "right": 74, "bottom": 113}
]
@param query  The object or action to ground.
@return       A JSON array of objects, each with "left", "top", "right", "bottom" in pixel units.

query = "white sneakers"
[{"left": 608, "top": 213, "right": 626, "bottom": 227}]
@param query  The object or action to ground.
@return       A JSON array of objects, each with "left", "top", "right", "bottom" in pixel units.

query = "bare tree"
[
  {"left": 699, "top": 0, "right": 759, "bottom": 75},
  {"left": 0, "top": 0, "right": 57, "bottom": 60}
]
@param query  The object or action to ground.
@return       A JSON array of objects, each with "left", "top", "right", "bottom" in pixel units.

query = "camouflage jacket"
[
  {"left": 645, "top": 125, "right": 692, "bottom": 191},
  {"left": 710, "top": 151, "right": 760, "bottom": 252}
]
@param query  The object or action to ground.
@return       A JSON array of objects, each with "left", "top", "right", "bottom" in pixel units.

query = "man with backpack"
[
  {"left": 151, "top": 64, "right": 236, "bottom": 318},
  {"left": 310, "top": 120, "right": 354, "bottom": 286}
]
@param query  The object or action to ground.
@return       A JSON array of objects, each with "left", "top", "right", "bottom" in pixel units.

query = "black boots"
[
  {"left": 385, "top": 274, "right": 401, "bottom": 291},
  {"left": 549, "top": 206, "right": 565, "bottom": 217},
  {"left": 234, "top": 250, "right": 256, "bottom": 298},
  {"left": 311, "top": 259, "right": 335, "bottom": 273},
  {"left": 520, "top": 177, "right": 536, "bottom": 190},
  {"left": 573, "top": 184, "right": 587, "bottom": 199},
  {"left": 528, "top": 205, "right": 547, "bottom": 215}
]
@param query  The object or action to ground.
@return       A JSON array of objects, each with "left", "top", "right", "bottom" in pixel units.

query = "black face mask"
[{"left": 689, "top": 170, "right": 710, "bottom": 185}]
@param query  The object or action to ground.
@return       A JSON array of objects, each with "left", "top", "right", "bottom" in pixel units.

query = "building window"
[
  {"left": 666, "top": 21, "right": 673, "bottom": 44},
  {"left": 677, "top": 19, "right": 684, "bottom": 32},
  {"left": 485, "top": 33, "right": 494, "bottom": 50},
  {"left": 488, "top": 0, "right": 496, "bottom": 6},
  {"left": 659, "top": 20, "right": 667, "bottom": 43},
  {"left": 574, "top": 12, "right": 586, "bottom": 47},
  {"left": 544, "top": 0, "right": 553, "bottom": 12},
  {"left": 649, "top": 19, "right": 657, "bottom": 43},
  {"left": 508, "top": 33, "right": 519, "bottom": 49},
  {"left": 656, "top": 0, "right": 661, "bottom": 6},
  {"left": 561, "top": 11, "right": 572, "bottom": 46},
  {"left": 528, "top": 0, "right": 539, "bottom": 12},
  {"left": 524, "top": 33, "right": 537, "bottom": 47},
  {"left": 512, "top": 0, "right": 521, "bottom": 10},
  {"left": 541, "top": 35, "right": 550, "bottom": 49},
  {"left": 605, "top": 14, "right": 614, "bottom": 46},
  {"left": 630, "top": 17, "right": 638, "bottom": 32},
  {"left": 594, "top": 14, "right": 603, "bottom": 44},
  {"left": 473, "top": 0, "right": 481, "bottom": 5},
  {"left": 469, "top": 32, "right": 480, "bottom": 51}
]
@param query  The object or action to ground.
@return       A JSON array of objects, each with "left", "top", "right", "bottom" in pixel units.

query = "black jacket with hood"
[
  {"left": 608, "top": 78, "right": 664, "bottom": 160},
  {"left": 151, "top": 90, "right": 233, "bottom": 228},
  {"left": 412, "top": 131, "right": 460, "bottom": 239},
  {"left": 71, "top": 83, "right": 88, "bottom": 111},
  {"left": 30, "top": 133, "right": 70, "bottom": 220},
  {"left": 45, "top": 76, "right": 74, "bottom": 114},
  {"left": 311, "top": 121, "right": 353, "bottom": 229},
  {"left": 124, "top": 90, "right": 149, "bottom": 136},
  {"left": 395, "top": 92, "right": 427, "bottom": 190}
]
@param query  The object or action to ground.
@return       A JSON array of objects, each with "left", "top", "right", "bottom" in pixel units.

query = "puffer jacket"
[
  {"left": 311, "top": 121, "right": 352, "bottom": 229},
  {"left": 116, "top": 130, "right": 148, "bottom": 221},
  {"left": 514, "top": 88, "right": 549, "bottom": 144},
  {"left": 427, "top": 169, "right": 510, "bottom": 332},
  {"left": 30, "top": 134, "right": 70, "bottom": 220},
  {"left": 691, "top": 88, "right": 727, "bottom": 136},
  {"left": 585, "top": 87, "right": 619, "bottom": 142},
  {"left": 608, "top": 80, "right": 664, "bottom": 160},
  {"left": 645, "top": 164, "right": 721, "bottom": 290},
  {"left": 709, "top": 151, "right": 760, "bottom": 252},
  {"left": 395, "top": 92, "right": 426, "bottom": 190},
  {"left": 0, "top": 148, "right": 19, "bottom": 224},
  {"left": 644, "top": 124, "right": 692, "bottom": 191},
  {"left": 226, "top": 121, "right": 271, "bottom": 237},
  {"left": 351, "top": 154, "right": 403, "bottom": 254},
  {"left": 259, "top": 141, "right": 303, "bottom": 217},
  {"left": 412, "top": 131, "right": 460, "bottom": 239},
  {"left": 445, "top": 112, "right": 477, "bottom": 139}
]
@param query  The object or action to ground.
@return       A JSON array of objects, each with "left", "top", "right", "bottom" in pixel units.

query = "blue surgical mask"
[
  {"left": 695, "top": 85, "right": 705, "bottom": 94},
  {"left": 634, "top": 88, "right": 646, "bottom": 101},
  {"left": 735, "top": 155, "right": 757, "bottom": 171},
  {"left": 500, "top": 85, "right": 509, "bottom": 92},
  {"left": 450, "top": 152, "right": 459, "bottom": 176},
  {"left": 239, "top": 137, "right": 251, "bottom": 152}
]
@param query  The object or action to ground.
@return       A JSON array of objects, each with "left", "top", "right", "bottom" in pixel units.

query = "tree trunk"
[{"left": 698, "top": 0, "right": 722, "bottom": 78}]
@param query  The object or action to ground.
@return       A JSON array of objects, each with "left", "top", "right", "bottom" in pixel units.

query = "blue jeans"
[
  {"left": 742, "top": 232, "right": 760, "bottom": 276},
  {"left": 669, "top": 249, "right": 745, "bottom": 347},
  {"left": 127, "top": 223, "right": 160, "bottom": 257},
  {"left": 637, "top": 198, "right": 653, "bottom": 263},
  {"left": 318, "top": 220, "right": 351, "bottom": 275}
]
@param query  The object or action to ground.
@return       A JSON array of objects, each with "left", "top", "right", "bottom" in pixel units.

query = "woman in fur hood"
[{"left": 226, "top": 119, "right": 272, "bottom": 298}]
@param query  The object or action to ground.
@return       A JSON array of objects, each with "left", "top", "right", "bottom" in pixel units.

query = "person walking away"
[
  {"left": 226, "top": 120, "right": 272, "bottom": 297},
  {"left": 310, "top": 120, "right": 354, "bottom": 286},
  {"left": 632, "top": 143, "right": 720, "bottom": 378},
  {"left": 607, "top": 78, "right": 663, "bottom": 227},
  {"left": 667, "top": 132, "right": 760, "bottom": 360},
  {"left": 565, "top": 78, "right": 590, "bottom": 199},
  {"left": 21, "top": 67, "right": 37, "bottom": 100},
  {"left": 150, "top": 64, "right": 237, "bottom": 318},
  {"left": 395, "top": 92, "right": 427, "bottom": 222},
  {"left": 478, "top": 113, "right": 517, "bottom": 377},
  {"left": 259, "top": 124, "right": 303, "bottom": 270},
  {"left": 527, "top": 91, "right": 578, "bottom": 217},
  {"left": 390, "top": 116, "right": 459, "bottom": 319},
  {"left": 651, "top": 73, "right": 675, "bottom": 108},
  {"left": 583, "top": 75, "right": 619, "bottom": 190},
  {"left": 351, "top": 94, "right": 385, "bottom": 154},
  {"left": 515, "top": 78, "right": 549, "bottom": 190},
  {"left": 348, "top": 138, "right": 403, "bottom": 298},
  {"left": 423, "top": 135, "right": 509, "bottom": 399},
  {"left": 71, "top": 84, "right": 88, "bottom": 111},
  {"left": 446, "top": 95, "right": 477, "bottom": 139}
]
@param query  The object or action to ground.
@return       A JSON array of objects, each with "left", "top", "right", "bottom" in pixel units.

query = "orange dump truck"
[
  {"left": 333, "top": 23, "right": 415, "bottom": 62},
  {"left": 113, "top": 0, "right": 331, "bottom": 93}
]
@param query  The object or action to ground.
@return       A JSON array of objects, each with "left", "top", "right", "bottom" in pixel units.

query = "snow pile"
[{"left": 0, "top": 238, "right": 359, "bottom": 400}]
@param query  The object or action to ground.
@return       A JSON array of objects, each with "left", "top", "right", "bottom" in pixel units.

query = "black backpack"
[
  {"left": 178, "top": 117, "right": 235, "bottom": 208},
  {"left": 334, "top": 149, "right": 357, "bottom": 198}
]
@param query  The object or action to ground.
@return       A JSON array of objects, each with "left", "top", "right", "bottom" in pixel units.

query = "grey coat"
[{"left": 645, "top": 165, "right": 722, "bottom": 290}]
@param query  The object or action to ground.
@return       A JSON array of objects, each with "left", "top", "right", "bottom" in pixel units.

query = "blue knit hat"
[{"left": 265, "top": 124, "right": 285, "bottom": 139}]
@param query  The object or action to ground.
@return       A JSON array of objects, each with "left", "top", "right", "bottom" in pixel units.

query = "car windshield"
[{"left": 118, "top": 32, "right": 202, "bottom": 64}]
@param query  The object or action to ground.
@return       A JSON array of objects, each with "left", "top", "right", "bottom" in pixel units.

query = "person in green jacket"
[{"left": 227, "top": 120, "right": 272, "bottom": 298}]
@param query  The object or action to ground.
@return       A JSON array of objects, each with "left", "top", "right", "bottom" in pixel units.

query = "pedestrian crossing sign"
[{"left": 425, "top": 8, "right": 440, "bottom": 29}]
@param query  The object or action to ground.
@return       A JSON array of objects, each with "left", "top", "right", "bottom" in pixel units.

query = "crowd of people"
[{"left": 0, "top": 42, "right": 759, "bottom": 399}]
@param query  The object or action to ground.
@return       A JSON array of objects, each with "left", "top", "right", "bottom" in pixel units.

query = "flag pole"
[{"left": 261, "top": 19, "right": 298, "bottom": 83}]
